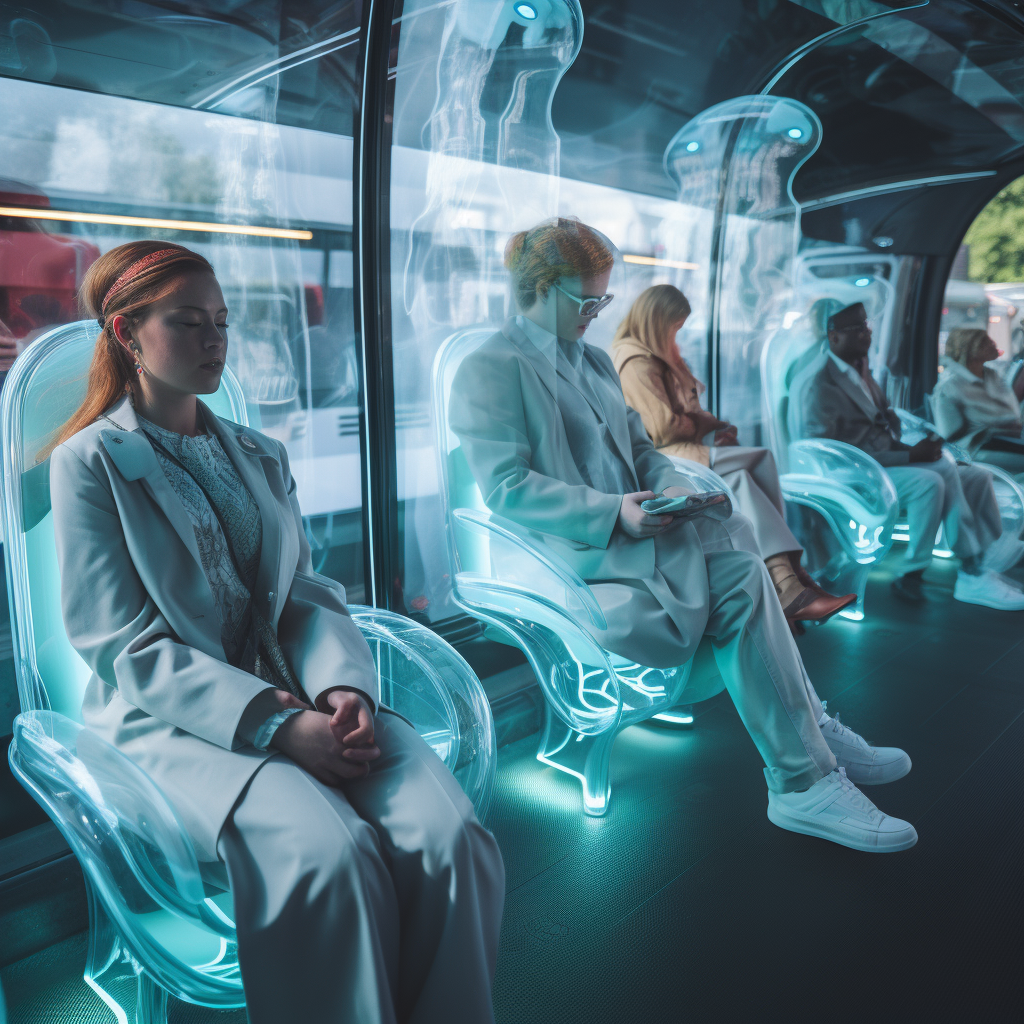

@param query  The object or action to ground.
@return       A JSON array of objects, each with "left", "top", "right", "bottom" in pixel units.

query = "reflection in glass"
[
  {"left": 664, "top": 94, "right": 821, "bottom": 444},
  {"left": 0, "top": 13, "right": 365, "bottom": 605},
  {"left": 390, "top": 0, "right": 583, "bottom": 619}
]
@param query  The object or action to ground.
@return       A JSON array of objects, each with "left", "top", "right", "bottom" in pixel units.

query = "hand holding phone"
[{"left": 641, "top": 491, "right": 731, "bottom": 521}]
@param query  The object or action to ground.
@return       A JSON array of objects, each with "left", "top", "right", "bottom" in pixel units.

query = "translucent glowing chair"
[
  {"left": 762, "top": 330, "right": 899, "bottom": 620},
  {"left": 1, "top": 321, "right": 496, "bottom": 1024},
  {"left": 433, "top": 327, "right": 723, "bottom": 816}
]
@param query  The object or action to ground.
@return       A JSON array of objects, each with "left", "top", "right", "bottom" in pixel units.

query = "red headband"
[{"left": 100, "top": 249, "right": 181, "bottom": 317}]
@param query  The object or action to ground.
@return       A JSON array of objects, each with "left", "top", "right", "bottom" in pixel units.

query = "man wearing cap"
[{"left": 789, "top": 302, "right": 1024, "bottom": 610}]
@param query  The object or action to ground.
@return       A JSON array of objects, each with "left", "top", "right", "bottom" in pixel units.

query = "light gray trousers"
[
  {"left": 887, "top": 457, "right": 1002, "bottom": 572},
  {"left": 216, "top": 714, "right": 505, "bottom": 1024},
  {"left": 589, "top": 513, "right": 836, "bottom": 794},
  {"left": 709, "top": 445, "right": 802, "bottom": 559}
]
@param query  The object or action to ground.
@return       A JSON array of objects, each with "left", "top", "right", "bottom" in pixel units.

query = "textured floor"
[{"left": 3, "top": 551, "right": 1023, "bottom": 1023}]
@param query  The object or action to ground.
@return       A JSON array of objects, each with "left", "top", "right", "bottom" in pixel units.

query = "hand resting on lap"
[{"left": 271, "top": 689, "right": 380, "bottom": 784}]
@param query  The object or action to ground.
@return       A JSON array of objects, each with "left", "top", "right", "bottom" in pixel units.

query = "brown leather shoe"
[{"left": 787, "top": 587, "right": 857, "bottom": 625}]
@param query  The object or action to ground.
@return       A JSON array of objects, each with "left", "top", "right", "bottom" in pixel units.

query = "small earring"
[{"left": 130, "top": 345, "right": 143, "bottom": 376}]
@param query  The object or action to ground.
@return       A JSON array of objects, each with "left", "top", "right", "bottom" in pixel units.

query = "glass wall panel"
[
  {"left": 387, "top": 0, "right": 705, "bottom": 623},
  {"left": 0, "top": 3, "right": 363, "bottom": 744}
]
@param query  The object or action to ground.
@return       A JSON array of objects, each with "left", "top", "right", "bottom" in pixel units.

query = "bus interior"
[{"left": 1, "top": 2, "right": 1023, "bottom": 1021}]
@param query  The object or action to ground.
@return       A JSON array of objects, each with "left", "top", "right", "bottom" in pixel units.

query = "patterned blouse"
[{"left": 136, "top": 412, "right": 301, "bottom": 748}]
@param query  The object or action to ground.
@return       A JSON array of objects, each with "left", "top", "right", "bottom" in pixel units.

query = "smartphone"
[{"left": 640, "top": 491, "right": 731, "bottom": 520}]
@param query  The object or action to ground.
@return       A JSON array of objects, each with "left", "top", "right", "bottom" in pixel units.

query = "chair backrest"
[
  {"left": 1, "top": 320, "right": 250, "bottom": 720},
  {"left": 431, "top": 326, "right": 502, "bottom": 578},
  {"left": 430, "top": 324, "right": 613, "bottom": 651},
  {"left": 760, "top": 319, "right": 833, "bottom": 471}
]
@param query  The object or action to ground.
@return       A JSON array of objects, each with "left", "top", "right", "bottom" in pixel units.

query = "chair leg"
[
  {"left": 814, "top": 557, "right": 869, "bottom": 621},
  {"left": 536, "top": 703, "right": 617, "bottom": 816},
  {"left": 84, "top": 884, "right": 122, "bottom": 991},
  {"left": 135, "top": 973, "right": 169, "bottom": 1024},
  {"left": 83, "top": 883, "right": 135, "bottom": 1024},
  {"left": 82, "top": 883, "right": 171, "bottom": 1024}
]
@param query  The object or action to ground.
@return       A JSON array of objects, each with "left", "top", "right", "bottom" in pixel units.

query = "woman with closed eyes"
[{"left": 48, "top": 240, "right": 504, "bottom": 1024}]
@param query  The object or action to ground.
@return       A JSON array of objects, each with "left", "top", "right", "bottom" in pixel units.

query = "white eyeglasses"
[{"left": 552, "top": 282, "right": 615, "bottom": 318}]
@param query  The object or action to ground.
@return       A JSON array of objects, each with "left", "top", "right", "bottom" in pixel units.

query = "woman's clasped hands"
[{"left": 270, "top": 688, "right": 380, "bottom": 785}]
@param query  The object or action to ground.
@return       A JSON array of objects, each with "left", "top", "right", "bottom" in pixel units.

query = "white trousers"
[
  {"left": 216, "top": 714, "right": 505, "bottom": 1024},
  {"left": 588, "top": 513, "right": 835, "bottom": 793},
  {"left": 709, "top": 446, "right": 802, "bottom": 559},
  {"left": 886, "top": 457, "right": 1002, "bottom": 573}
]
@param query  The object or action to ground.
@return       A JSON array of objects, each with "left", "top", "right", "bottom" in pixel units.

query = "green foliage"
[{"left": 965, "top": 178, "right": 1024, "bottom": 283}]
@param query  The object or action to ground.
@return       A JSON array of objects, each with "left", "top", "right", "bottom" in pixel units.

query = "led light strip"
[
  {"left": 0, "top": 206, "right": 313, "bottom": 240},
  {"left": 623, "top": 254, "right": 699, "bottom": 270}
]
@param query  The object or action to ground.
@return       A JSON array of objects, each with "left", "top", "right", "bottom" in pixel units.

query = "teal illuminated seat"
[
  {"left": 1, "top": 321, "right": 496, "bottom": 1024},
  {"left": 662, "top": 95, "right": 899, "bottom": 621},
  {"left": 433, "top": 327, "right": 723, "bottom": 817},
  {"left": 764, "top": 325, "right": 900, "bottom": 620}
]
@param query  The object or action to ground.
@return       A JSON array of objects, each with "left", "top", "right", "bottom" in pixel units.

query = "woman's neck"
[
  {"left": 133, "top": 388, "right": 203, "bottom": 437},
  {"left": 966, "top": 359, "right": 987, "bottom": 379}
]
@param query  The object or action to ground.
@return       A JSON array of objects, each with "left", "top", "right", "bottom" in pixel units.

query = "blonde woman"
[
  {"left": 612, "top": 284, "right": 853, "bottom": 626},
  {"left": 932, "top": 327, "right": 1024, "bottom": 480}
]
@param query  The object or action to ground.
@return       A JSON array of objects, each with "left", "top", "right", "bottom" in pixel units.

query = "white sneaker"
[
  {"left": 818, "top": 711, "right": 911, "bottom": 785},
  {"left": 768, "top": 769, "right": 918, "bottom": 852},
  {"left": 953, "top": 570, "right": 1024, "bottom": 610},
  {"left": 981, "top": 532, "right": 1024, "bottom": 574}
]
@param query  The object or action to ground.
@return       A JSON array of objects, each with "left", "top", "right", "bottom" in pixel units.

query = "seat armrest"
[
  {"left": 662, "top": 456, "right": 738, "bottom": 506},
  {"left": 450, "top": 508, "right": 607, "bottom": 632},
  {"left": 9, "top": 709, "right": 235, "bottom": 939},
  {"left": 349, "top": 606, "right": 497, "bottom": 820},
  {"left": 894, "top": 408, "right": 972, "bottom": 464},
  {"left": 783, "top": 439, "right": 899, "bottom": 562}
]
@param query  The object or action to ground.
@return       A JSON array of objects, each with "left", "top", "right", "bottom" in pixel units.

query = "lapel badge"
[{"left": 239, "top": 434, "right": 257, "bottom": 450}]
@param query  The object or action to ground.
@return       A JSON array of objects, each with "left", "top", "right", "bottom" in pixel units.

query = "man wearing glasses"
[
  {"left": 451, "top": 222, "right": 919, "bottom": 855},
  {"left": 791, "top": 302, "right": 1024, "bottom": 610}
]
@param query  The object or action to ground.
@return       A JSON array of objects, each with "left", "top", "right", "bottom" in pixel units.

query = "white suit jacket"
[
  {"left": 932, "top": 356, "right": 1023, "bottom": 455},
  {"left": 449, "top": 319, "right": 696, "bottom": 581},
  {"left": 49, "top": 394, "right": 379, "bottom": 860}
]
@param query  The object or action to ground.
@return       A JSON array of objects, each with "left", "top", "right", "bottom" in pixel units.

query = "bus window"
[{"left": 0, "top": 3, "right": 366, "bottom": 738}]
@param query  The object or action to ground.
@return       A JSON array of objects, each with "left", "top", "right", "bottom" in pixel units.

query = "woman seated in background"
[
  {"left": 611, "top": 284, "right": 853, "bottom": 627},
  {"left": 48, "top": 240, "right": 504, "bottom": 1024},
  {"left": 932, "top": 326, "right": 1024, "bottom": 481}
]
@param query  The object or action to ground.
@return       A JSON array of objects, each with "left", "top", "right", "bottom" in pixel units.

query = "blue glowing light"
[
  {"left": 854, "top": 277, "right": 870, "bottom": 287},
  {"left": 513, "top": 2, "right": 538, "bottom": 19},
  {"left": 787, "top": 128, "right": 803, "bottom": 139},
  {"left": 685, "top": 141, "right": 700, "bottom": 152}
]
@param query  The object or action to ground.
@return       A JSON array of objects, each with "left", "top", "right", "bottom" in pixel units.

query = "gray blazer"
[
  {"left": 49, "top": 395, "right": 379, "bottom": 860},
  {"left": 789, "top": 349, "right": 912, "bottom": 467},
  {"left": 449, "top": 319, "right": 694, "bottom": 581}
]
